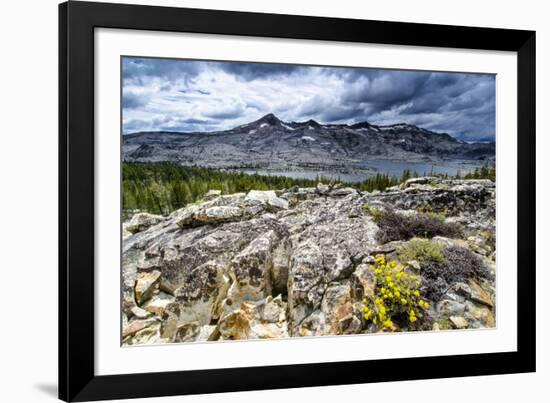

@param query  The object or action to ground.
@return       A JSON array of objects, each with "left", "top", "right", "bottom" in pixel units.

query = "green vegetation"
[
  {"left": 398, "top": 238, "right": 447, "bottom": 264},
  {"left": 123, "top": 163, "right": 405, "bottom": 216},
  {"left": 435, "top": 317, "right": 453, "bottom": 330},
  {"left": 362, "top": 255, "right": 429, "bottom": 330},
  {"left": 122, "top": 162, "right": 319, "bottom": 216},
  {"left": 122, "top": 161, "right": 496, "bottom": 217},
  {"left": 457, "top": 162, "right": 496, "bottom": 181},
  {"left": 371, "top": 208, "right": 463, "bottom": 243},
  {"left": 356, "top": 173, "right": 400, "bottom": 192},
  {"left": 417, "top": 245, "right": 492, "bottom": 301}
]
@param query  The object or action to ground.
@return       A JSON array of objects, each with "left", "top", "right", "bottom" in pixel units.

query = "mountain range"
[{"left": 122, "top": 113, "right": 495, "bottom": 172}]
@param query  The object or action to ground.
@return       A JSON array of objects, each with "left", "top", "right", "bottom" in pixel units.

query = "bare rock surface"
[{"left": 122, "top": 178, "right": 496, "bottom": 344}]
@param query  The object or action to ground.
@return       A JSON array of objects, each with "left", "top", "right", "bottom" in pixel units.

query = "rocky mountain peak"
[
  {"left": 123, "top": 114, "right": 495, "bottom": 170},
  {"left": 304, "top": 119, "right": 321, "bottom": 128},
  {"left": 254, "top": 113, "right": 282, "bottom": 126},
  {"left": 349, "top": 121, "right": 373, "bottom": 129}
]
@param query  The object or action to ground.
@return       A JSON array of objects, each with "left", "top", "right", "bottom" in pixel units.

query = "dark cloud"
[
  {"left": 202, "top": 103, "right": 245, "bottom": 119},
  {"left": 214, "top": 62, "right": 302, "bottom": 81},
  {"left": 122, "top": 90, "right": 150, "bottom": 109},
  {"left": 122, "top": 57, "right": 495, "bottom": 141},
  {"left": 122, "top": 57, "right": 204, "bottom": 85}
]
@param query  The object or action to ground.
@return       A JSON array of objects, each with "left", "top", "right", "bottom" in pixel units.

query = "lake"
[{"left": 241, "top": 160, "right": 482, "bottom": 183}]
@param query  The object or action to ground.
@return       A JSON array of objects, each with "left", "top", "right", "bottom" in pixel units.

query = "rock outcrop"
[{"left": 122, "top": 179, "right": 496, "bottom": 345}]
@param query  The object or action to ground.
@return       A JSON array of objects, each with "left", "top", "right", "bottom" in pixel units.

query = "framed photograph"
[{"left": 59, "top": 1, "right": 536, "bottom": 401}]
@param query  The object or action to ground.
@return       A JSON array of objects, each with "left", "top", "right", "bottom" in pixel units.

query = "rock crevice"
[{"left": 122, "top": 181, "right": 496, "bottom": 345}]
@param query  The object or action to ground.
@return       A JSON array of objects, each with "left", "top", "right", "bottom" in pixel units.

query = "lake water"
[{"left": 241, "top": 160, "right": 482, "bottom": 183}]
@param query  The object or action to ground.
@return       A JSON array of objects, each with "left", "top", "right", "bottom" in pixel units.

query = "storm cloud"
[{"left": 122, "top": 57, "right": 495, "bottom": 142}]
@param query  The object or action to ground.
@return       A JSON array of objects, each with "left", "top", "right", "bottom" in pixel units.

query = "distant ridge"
[{"left": 123, "top": 113, "right": 494, "bottom": 171}]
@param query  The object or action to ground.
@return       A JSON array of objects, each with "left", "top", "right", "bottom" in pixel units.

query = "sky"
[{"left": 122, "top": 57, "right": 496, "bottom": 142}]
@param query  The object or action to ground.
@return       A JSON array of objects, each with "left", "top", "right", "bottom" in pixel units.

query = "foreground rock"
[
  {"left": 122, "top": 178, "right": 496, "bottom": 344},
  {"left": 125, "top": 212, "right": 164, "bottom": 234}
]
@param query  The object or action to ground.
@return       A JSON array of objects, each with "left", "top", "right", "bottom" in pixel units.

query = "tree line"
[{"left": 122, "top": 162, "right": 495, "bottom": 216}]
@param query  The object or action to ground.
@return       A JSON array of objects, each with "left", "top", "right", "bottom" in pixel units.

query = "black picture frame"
[{"left": 59, "top": 1, "right": 536, "bottom": 401}]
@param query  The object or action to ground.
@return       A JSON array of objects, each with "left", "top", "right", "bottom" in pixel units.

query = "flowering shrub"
[{"left": 362, "top": 255, "right": 429, "bottom": 330}]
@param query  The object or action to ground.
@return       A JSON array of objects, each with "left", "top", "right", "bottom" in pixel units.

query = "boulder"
[
  {"left": 351, "top": 263, "right": 376, "bottom": 299},
  {"left": 468, "top": 279, "right": 494, "bottom": 307},
  {"left": 449, "top": 316, "right": 469, "bottom": 329},
  {"left": 218, "top": 295, "right": 288, "bottom": 340},
  {"left": 135, "top": 270, "right": 161, "bottom": 305},
  {"left": 174, "top": 322, "right": 201, "bottom": 342},
  {"left": 227, "top": 231, "right": 279, "bottom": 303},
  {"left": 468, "top": 305, "right": 496, "bottom": 328},
  {"left": 126, "top": 212, "right": 164, "bottom": 234},
  {"left": 453, "top": 282, "right": 472, "bottom": 298},
  {"left": 329, "top": 187, "right": 357, "bottom": 197},
  {"left": 203, "top": 189, "right": 222, "bottom": 201},
  {"left": 122, "top": 318, "right": 159, "bottom": 338},
  {"left": 173, "top": 260, "right": 230, "bottom": 325},
  {"left": 297, "top": 283, "right": 360, "bottom": 337},
  {"left": 143, "top": 291, "right": 175, "bottom": 317},
  {"left": 316, "top": 182, "right": 330, "bottom": 195},
  {"left": 287, "top": 240, "right": 325, "bottom": 333},
  {"left": 436, "top": 299, "right": 466, "bottom": 316},
  {"left": 175, "top": 204, "right": 200, "bottom": 228},
  {"left": 123, "top": 322, "right": 162, "bottom": 346},
  {"left": 197, "top": 325, "right": 220, "bottom": 342},
  {"left": 130, "top": 306, "right": 152, "bottom": 319},
  {"left": 401, "top": 177, "right": 440, "bottom": 188},
  {"left": 193, "top": 206, "right": 243, "bottom": 225},
  {"left": 245, "top": 190, "right": 289, "bottom": 211}
]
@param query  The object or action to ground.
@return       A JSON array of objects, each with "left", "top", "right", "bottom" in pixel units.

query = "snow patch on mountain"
[{"left": 282, "top": 123, "right": 295, "bottom": 131}]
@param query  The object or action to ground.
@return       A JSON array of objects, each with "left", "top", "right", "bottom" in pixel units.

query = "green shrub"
[
  {"left": 436, "top": 317, "right": 453, "bottom": 330},
  {"left": 373, "top": 209, "right": 463, "bottom": 243},
  {"left": 398, "top": 239, "right": 446, "bottom": 264}
]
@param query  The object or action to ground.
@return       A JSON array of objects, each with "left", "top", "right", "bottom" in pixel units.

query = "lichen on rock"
[{"left": 121, "top": 178, "right": 496, "bottom": 345}]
